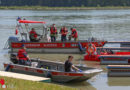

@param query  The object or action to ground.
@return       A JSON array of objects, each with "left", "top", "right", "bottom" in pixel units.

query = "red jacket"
[
  {"left": 60, "top": 27, "right": 68, "bottom": 36},
  {"left": 71, "top": 29, "right": 78, "bottom": 38},
  {"left": 50, "top": 27, "right": 57, "bottom": 34},
  {"left": 29, "top": 30, "right": 37, "bottom": 38},
  {"left": 17, "top": 49, "right": 28, "bottom": 61}
]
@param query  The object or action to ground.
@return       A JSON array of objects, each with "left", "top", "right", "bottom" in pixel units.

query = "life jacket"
[
  {"left": 71, "top": 29, "right": 78, "bottom": 38},
  {"left": 29, "top": 30, "right": 37, "bottom": 39},
  {"left": 60, "top": 27, "right": 68, "bottom": 36},
  {"left": 17, "top": 49, "right": 28, "bottom": 61},
  {"left": 50, "top": 27, "right": 57, "bottom": 35},
  {"left": 86, "top": 44, "right": 96, "bottom": 55}
]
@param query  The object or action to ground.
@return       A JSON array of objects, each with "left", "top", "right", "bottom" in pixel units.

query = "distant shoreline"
[{"left": 1, "top": 6, "right": 130, "bottom": 10}]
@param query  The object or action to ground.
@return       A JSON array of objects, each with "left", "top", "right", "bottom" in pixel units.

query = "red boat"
[
  {"left": 84, "top": 47, "right": 130, "bottom": 64},
  {"left": 6, "top": 19, "right": 106, "bottom": 54}
]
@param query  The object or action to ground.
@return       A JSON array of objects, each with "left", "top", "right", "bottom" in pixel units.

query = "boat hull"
[
  {"left": 84, "top": 51, "right": 130, "bottom": 65},
  {"left": 10, "top": 41, "right": 106, "bottom": 54},
  {"left": 51, "top": 70, "right": 100, "bottom": 82},
  {"left": 11, "top": 48, "right": 81, "bottom": 54}
]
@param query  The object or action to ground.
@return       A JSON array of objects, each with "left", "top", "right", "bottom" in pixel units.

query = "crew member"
[
  {"left": 69, "top": 28, "right": 78, "bottom": 41},
  {"left": 60, "top": 26, "right": 68, "bottom": 41},
  {"left": 29, "top": 28, "right": 39, "bottom": 42},
  {"left": 17, "top": 45, "right": 30, "bottom": 65},
  {"left": 64, "top": 56, "right": 82, "bottom": 72},
  {"left": 50, "top": 24, "right": 58, "bottom": 42}
]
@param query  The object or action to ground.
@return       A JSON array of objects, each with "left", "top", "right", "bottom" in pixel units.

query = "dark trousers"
[
  {"left": 61, "top": 35, "right": 66, "bottom": 42},
  {"left": 30, "top": 38, "right": 39, "bottom": 42},
  {"left": 18, "top": 60, "right": 31, "bottom": 66},
  {"left": 18, "top": 60, "right": 25, "bottom": 65},
  {"left": 51, "top": 36, "right": 56, "bottom": 42}
]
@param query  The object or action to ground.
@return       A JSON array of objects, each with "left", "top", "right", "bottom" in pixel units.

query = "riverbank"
[
  {"left": 1, "top": 6, "right": 130, "bottom": 10},
  {"left": 0, "top": 76, "right": 77, "bottom": 90}
]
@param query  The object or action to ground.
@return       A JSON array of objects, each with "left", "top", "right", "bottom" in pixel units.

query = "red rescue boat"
[
  {"left": 84, "top": 46, "right": 130, "bottom": 65},
  {"left": 6, "top": 19, "right": 107, "bottom": 54}
]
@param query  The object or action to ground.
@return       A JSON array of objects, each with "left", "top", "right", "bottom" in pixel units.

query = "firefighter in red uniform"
[
  {"left": 29, "top": 28, "right": 39, "bottom": 42},
  {"left": 17, "top": 45, "right": 31, "bottom": 65},
  {"left": 69, "top": 28, "right": 78, "bottom": 41},
  {"left": 60, "top": 26, "right": 68, "bottom": 41},
  {"left": 50, "top": 24, "right": 58, "bottom": 42}
]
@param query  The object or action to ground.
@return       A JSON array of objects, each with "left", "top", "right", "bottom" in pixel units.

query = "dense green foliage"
[{"left": 1, "top": 0, "right": 130, "bottom": 7}]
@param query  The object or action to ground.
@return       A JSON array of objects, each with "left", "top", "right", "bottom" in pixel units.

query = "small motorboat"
[
  {"left": 5, "top": 19, "right": 106, "bottom": 54},
  {"left": 84, "top": 47, "right": 130, "bottom": 65},
  {"left": 3, "top": 54, "right": 102, "bottom": 83}
]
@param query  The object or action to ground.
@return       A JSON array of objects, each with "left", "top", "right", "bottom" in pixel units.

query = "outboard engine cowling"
[
  {"left": 8, "top": 36, "right": 19, "bottom": 48},
  {"left": 10, "top": 53, "right": 18, "bottom": 64}
]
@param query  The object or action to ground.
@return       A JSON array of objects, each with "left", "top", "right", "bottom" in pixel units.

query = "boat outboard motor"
[
  {"left": 8, "top": 36, "right": 19, "bottom": 48},
  {"left": 10, "top": 53, "right": 18, "bottom": 64}
]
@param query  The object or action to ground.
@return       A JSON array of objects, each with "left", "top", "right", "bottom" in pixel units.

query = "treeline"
[{"left": 1, "top": 0, "right": 130, "bottom": 7}]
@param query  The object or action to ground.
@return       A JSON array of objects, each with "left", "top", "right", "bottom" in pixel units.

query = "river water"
[{"left": 0, "top": 9, "right": 130, "bottom": 90}]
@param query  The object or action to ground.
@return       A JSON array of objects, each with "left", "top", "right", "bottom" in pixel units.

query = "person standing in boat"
[
  {"left": 17, "top": 45, "right": 31, "bottom": 65},
  {"left": 60, "top": 26, "right": 68, "bottom": 42},
  {"left": 64, "top": 56, "right": 82, "bottom": 72},
  {"left": 50, "top": 24, "right": 58, "bottom": 42},
  {"left": 69, "top": 28, "right": 78, "bottom": 41},
  {"left": 29, "top": 28, "right": 40, "bottom": 42}
]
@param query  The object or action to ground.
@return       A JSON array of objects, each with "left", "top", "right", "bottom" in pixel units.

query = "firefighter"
[
  {"left": 17, "top": 45, "right": 31, "bottom": 65},
  {"left": 29, "top": 28, "right": 40, "bottom": 42},
  {"left": 50, "top": 24, "right": 58, "bottom": 42},
  {"left": 69, "top": 28, "right": 78, "bottom": 41},
  {"left": 60, "top": 26, "right": 68, "bottom": 41}
]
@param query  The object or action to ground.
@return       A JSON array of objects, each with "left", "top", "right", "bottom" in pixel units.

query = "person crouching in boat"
[
  {"left": 17, "top": 45, "right": 31, "bottom": 65},
  {"left": 69, "top": 28, "right": 78, "bottom": 41},
  {"left": 29, "top": 28, "right": 40, "bottom": 42},
  {"left": 64, "top": 56, "right": 82, "bottom": 72},
  {"left": 60, "top": 26, "right": 68, "bottom": 42},
  {"left": 50, "top": 24, "right": 58, "bottom": 42}
]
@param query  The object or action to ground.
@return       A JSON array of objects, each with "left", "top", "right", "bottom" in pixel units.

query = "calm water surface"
[{"left": 0, "top": 9, "right": 130, "bottom": 90}]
